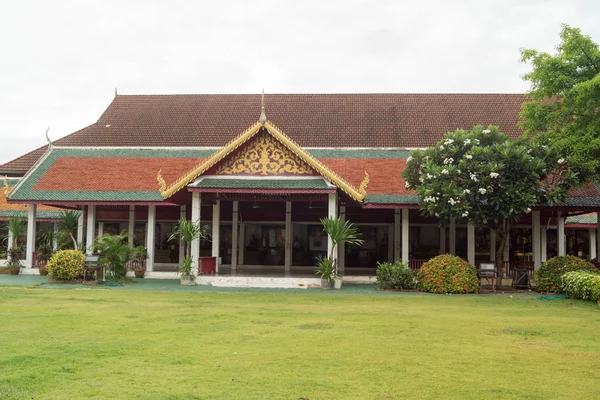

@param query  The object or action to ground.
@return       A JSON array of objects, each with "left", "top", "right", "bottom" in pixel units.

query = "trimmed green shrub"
[
  {"left": 417, "top": 254, "right": 479, "bottom": 294},
  {"left": 46, "top": 250, "right": 85, "bottom": 280},
  {"left": 533, "top": 255, "right": 598, "bottom": 292},
  {"left": 559, "top": 271, "right": 600, "bottom": 302},
  {"left": 376, "top": 260, "right": 416, "bottom": 289}
]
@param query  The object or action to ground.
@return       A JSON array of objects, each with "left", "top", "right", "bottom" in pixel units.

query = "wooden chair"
[
  {"left": 83, "top": 255, "right": 102, "bottom": 281},
  {"left": 478, "top": 263, "right": 497, "bottom": 290}
]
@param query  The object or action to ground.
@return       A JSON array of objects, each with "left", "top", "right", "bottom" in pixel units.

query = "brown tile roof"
[{"left": 0, "top": 93, "right": 527, "bottom": 173}]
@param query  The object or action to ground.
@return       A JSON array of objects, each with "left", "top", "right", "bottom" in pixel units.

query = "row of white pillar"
[{"left": 14, "top": 202, "right": 600, "bottom": 273}]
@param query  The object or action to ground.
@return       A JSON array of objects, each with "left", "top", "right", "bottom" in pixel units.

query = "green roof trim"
[
  {"left": 0, "top": 210, "right": 64, "bottom": 219},
  {"left": 364, "top": 194, "right": 420, "bottom": 204},
  {"left": 190, "top": 178, "right": 332, "bottom": 190},
  {"left": 559, "top": 197, "right": 600, "bottom": 207},
  {"left": 566, "top": 214, "right": 597, "bottom": 225},
  {"left": 308, "top": 149, "right": 410, "bottom": 159}
]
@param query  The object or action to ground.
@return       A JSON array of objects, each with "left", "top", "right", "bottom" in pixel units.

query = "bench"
[{"left": 83, "top": 255, "right": 102, "bottom": 281}]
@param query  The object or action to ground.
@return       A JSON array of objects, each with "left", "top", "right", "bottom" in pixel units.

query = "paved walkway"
[{"left": 0, "top": 274, "right": 538, "bottom": 297}]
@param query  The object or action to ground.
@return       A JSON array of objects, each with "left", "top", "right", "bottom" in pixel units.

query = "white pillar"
[
  {"left": 128, "top": 205, "right": 135, "bottom": 245},
  {"left": 25, "top": 204, "right": 37, "bottom": 268},
  {"left": 238, "top": 222, "right": 245, "bottom": 265},
  {"left": 490, "top": 229, "right": 496, "bottom": 262},
  {"left": 232, "top": 201, "right": 239, "bottom": 274},
  {"left": 212, "top": 200, "right": 220, "bottom": 274},
  {"left": 7, "top": 230, "right": 14, "bottom": 259},
  {"left": 558, "top": 212, "right": 565, "bottom": 256},
  {"left": 77, "top": 209, "right": 84, "bottom": 249},
  {"left": 97, "top": 222, "right": 104, "bottom": 238},
  {"left": 541, "top": 227, "right": 547, "bottom": 263},
  {"left": 52, "top": 223, "right": 59, "bottom": 252},
  {"left": 178, "top": 205, "right": 186, "bottom": 264},
  {"left": 449, "top": 217, "right": 456, "bottom": 255},
  {"left": 589, "top": 229, "right": 596, "bottom": 261},
  {"left": 439, "top": 227, "right": 446, "bottom": 254},
  {"left": 394, "top": 209, "right": 401, "bottom": 260},
  {"left": 401, "top": 208, "right": 409, "bottom": 263},
  {"left": 146, "top": 205, "right": 156, "bottom": 272},
  {"left": 85, "top": 205, "right": 96, "bottom": 255},
  {"left": 327, "top": 193, "right": 338, "bottom": 263},
  {"left": 190, "top": 192, "right": 201, "bottom": 275},
  {"left": 532, "top": 211, "right": 541, "bottom": 269},
  {"left": 339, "top": 205, "right": 346, "bottom": 276},
  {"left": 467, "top": 222, "right": 475, "bottom": 265}
]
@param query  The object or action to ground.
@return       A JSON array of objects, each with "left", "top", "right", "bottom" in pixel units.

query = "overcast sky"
[{"left": 1, "top": 0, "right": 599, "bottom": 165}]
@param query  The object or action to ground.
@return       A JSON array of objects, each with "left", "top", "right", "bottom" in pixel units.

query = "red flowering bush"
[
  {"left": 46, "top": 250, "right": 85, "bottom": 280},
  {"left": 417, "top": 254, "right": 479, "bottom": 294},
  {"left": 533, "top": 255, "right": 598, "bottom": 292}
]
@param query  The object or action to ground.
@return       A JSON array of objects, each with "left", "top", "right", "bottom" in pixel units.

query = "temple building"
[{"left": 1, "top": 93, "right": 599, "bottom": 278}]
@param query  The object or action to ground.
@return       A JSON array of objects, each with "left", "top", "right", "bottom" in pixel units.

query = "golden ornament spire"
[{"left": 259, "top": 89, "right": 267, "bottom": 124}]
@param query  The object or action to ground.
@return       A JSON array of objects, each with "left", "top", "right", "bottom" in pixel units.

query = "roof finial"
[
  {"left": 115, "top": 87, "right": 118, "bottom": 96},
  {"left": 45, "top": 127, "right": 52, "bottom": 148},
  {"left": 259, "top": 89, "right": 267, "bottom": 124}
]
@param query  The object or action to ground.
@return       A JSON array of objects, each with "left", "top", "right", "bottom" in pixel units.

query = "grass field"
[{"left": 1, "top": 285, "right": 599, "bottom": 399}]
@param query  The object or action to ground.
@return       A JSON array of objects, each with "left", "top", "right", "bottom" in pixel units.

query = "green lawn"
[{"left": 0, "top": 286, "right": 599, "bottom": 399}]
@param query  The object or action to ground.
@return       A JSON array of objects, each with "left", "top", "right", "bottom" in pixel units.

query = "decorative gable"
[{"left": 212, "top": 132, "right": 316, "bottom": 176}]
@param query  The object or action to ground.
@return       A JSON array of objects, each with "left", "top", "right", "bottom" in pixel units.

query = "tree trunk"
[{"left": 494, "top": 220, "right": 510, "bottom": 290}]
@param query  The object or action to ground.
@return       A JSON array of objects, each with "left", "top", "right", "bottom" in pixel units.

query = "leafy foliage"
[
  {"left": 46, "top": 250, "right": 85, "bottom": 280},
  {"left": 520, "top": 24, "right": 600, "bottom": 182},
  {"left": 2, "top": 217, "right": 27, "bottom": 267},
  {"left": 56, "top": 210, "right": 81, "bottom": 250},
  {"left": 317, "top": 216, "right": 364, "bottom": 279},
  {"left": 560, "top": 271, "right": 600, "bottom": 302},
  {"left": 533, "top": 255, "right": 598, "bottom": 292},
  {"left": 179, "top": 256, "right": 194, "bottom": 276},
  {"left": 168, "top": 218, "right": 210, "bottom": 276},
  {"left": 376, "top": 260, "right": 416, "bottom": 289},
  {"left": 314, "top": 256, "right": 335, "bottom": 282},
  {"left": 416, "top": 254, "right": 479, "bottom": 294},
  {"left": 93, "top": 233, "right": 135, "bottom": 279}
]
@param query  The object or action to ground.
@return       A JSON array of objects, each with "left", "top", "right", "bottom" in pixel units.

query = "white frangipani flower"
[
  {"left": 478, "top": 188, "right": 487, "bottom": 194},
  {"left": 448, "top": 198, "right": 457, "bottom": 205},
  {"left": 465, "top": 154, "right": 473, "bottom": 159},
  {"left": 464, "top": 139, "right": 471, "bottom": 145},
  {"left": 441, "top": 169, "right": 449, "bottom": 175},
  {"left": 490, "top": 172, "right": 499, "bottom": 179},
  {"left": 463, "top": 189, "right": 471, "bottom": 194},
  {"left": 482, "top": 129, "right": 491, "bottom": 134},
  {"left": 558, "top": 158, "right": 565, "bottom": 164},
  {"left": 470, "top": 173, "right": 478, "bottom": 182},
  {"left": 405, "top": 181, "right": 411, "bottom": 189},
  {"left": 462, "top": 211, "right": 469, "bottom": 217}
]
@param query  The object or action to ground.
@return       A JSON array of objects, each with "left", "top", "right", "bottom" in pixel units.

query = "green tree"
[
  {"left": 402, "top": 125, "right": 576, "bottom": 288},
  {"left": 520, "top": 24, "right": 600, "bottom": 182}
]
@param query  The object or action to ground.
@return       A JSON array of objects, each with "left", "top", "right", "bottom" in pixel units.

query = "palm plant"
[
  {"left": 318, "top": 216, "right": 364, "bottom": 278},
  {"left": 56, "top": 210, "right": 80, "bottom": 250},
  {"left": 93, "top": 232, "right": 133, "bottom": 279},
  {"left": 168, "top": 218, "right": 210, "bottom": 275},
  {"left": 4, "top": 216, "right": 27, "bottom": 266}
]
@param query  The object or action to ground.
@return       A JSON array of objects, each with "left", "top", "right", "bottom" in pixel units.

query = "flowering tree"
[{"left": 402, "top": 125, "right": 576, "bottom": 287}]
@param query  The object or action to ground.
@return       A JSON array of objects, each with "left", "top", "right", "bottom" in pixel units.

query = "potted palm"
[
  {"left": 168, "top": 218, "right": 210, "bottom": 285},
  {"left": 317, "top": 216, "right": 364, "bottom": 289},
  {"left": 56, "top": 210, "right": 81, "bottom": 250},
  {"left": 3, "top": 217, "right": 27, "bottom": 275}
]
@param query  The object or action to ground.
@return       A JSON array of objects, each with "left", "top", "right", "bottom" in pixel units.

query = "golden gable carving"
[{"left": 216, "top": 134, "right": 314, "bottom": 175}]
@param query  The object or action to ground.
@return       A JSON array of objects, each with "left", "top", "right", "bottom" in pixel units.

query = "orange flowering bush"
[
  {"left": 46, "top": 250, "right": 85, "bottom": 280},
  {"left": 417, "top": 254, "right": 479, "bottom": 294},
  {"left": 533, "top": 255, "right": 598, "bottom": 292}
]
